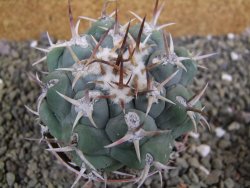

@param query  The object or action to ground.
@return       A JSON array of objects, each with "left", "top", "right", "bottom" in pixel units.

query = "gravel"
[{"left": 1, "top": 32, "right": 250, "bottom": 187}]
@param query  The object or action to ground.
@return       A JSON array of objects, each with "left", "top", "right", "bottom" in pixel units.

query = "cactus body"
[{"left": 30, "top": 0, "right": 214, "bottom": 187}]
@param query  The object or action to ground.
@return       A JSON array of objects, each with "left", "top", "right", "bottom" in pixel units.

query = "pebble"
[
  {"left": 228, "top": 122, "right": 240, "bottom": 130},
  {"left": 224, "top": 178, "right": 234, "bottom": 188},
  {"left": 198, "top": 165, "right": 210, "bottom": 176},
  {"left": 189, "top": 185, "right": 200, "bottom": 188},
  {"left": 0, "top": 78, "right": 3, "bottom": 88},
  {"left": 169, "top": 168, "right": 179, "bottom": 178},
  {"left": 227, "top": 33, "right": 235, "bottom": 40},
  {"left": 6, "top": 172, "right": 15, "bottom": 186},
  {"left": 212, "top": 158, "right": 223, "bottom": 170},
  {"left": 200, "top": 157, "right": 211, "bottom": 170},
  {"left": 188, "top": 169, "right": 199, "bottom": 183},
  {"left": 176, "top": 158, "right": 189, "bottom": 169},
  {"left": 230, "top": 52, "right": 239, "bottom": 61},
  {"left": 205, "top": 170, "right": 222, "bottom": 185},
  {"left": 0, "top": 126, "right": 4, "bottom": 136},
  {"left": 221, "top": 73, "right": 232, "bottom": 82},
  {"left": 196, "top": 144, "right": 211, "bottom": 157},
  {"left": 0, "top": 146, "right": 7, "bottom": 156},
  {"left": 218, "top": 139, "right": 231, "bottom": 149},
  {"left": 30, "top": 40, "right": 38, "bottom": 48},
  {"left": 188, "top": 157, "right": 200, "bottom": 168},
  {"left": 215, "top": 127, "right": 226, "bottom": 138},
  {"left": 0, "top": 40, "right": 10, "bottom": 55},
  {"left": 189, "top": 132, "right": 200, "bottom": 139}
]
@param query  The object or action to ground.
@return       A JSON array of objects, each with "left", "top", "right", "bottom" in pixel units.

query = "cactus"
[{"left": 28, "top": 0, "right": 215, "bottom": 187}]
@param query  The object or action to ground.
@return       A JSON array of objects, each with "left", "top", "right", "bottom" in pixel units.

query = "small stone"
[
  {"left": 227, "top": 33, "right": 235, "bottom": 39},
  {"left": 0, "top": 78, "right": 3, "bottom": 88},
  {"left": 30, "top": 40, "right": 38, "bottom": 48},
  {"left": 11, "top": 49, "right": 19, "bottom": 58},
  {"left": 219, "top": 181, "right": 225, "bottom": 188},
  {"left": 0, "top": 126, "right": 4, "bottom": 136},
  {"left": 0, "top": 161, "right": 4, "bottom": 170},
  {"left": 182, "top": 174, "right": 191, "bottom": 184},
  {"left": 228, "top": 122, "right": 240, "bottom": 130},
  {"left": 188, "top": 169, "right": 199, "bottom": 183},
  {"left": 218, "top": 139, "right": 231, "bottom": 149},
  {"left": 189, "top": 131, "right": 200, "bottom": 139},
  {"left": 0, "top": 146, "right": 7, "bottom": 156},
  {"left": 177, "top": 158, "right": 189, "bottom": 169},
  {"left": 201, "top": 157, "right": 211, "bottom": 169},
  {"left": 196, "top": 144, "right": 211, "bottom": 157},
  {"left": 230, "top": 52, "right": 239, "bottom": 61},
  {"left": 167, "top": 177, "right": 180, "bottom": 186},
  {"left": 207, "top": 35, "right": 212, "bottom": 40},
  {"left": 6, "top": 172, "right": 15, "bottom": 186},
  {"left": 188, "top": 157, "right": 200, "bottom": 168},
  {"left": 224, "top": 178, "right": 235, "bottom": 188},
  {"left": 215, "top": 127, "right": 226, "bottom": 138},
  {"left": 170, "top": 168, "right": 179, "bottom": 178},
  {"left": 212, "top": 158, "right": 223, "bottom": 170},
  {"left": 189, "top": 184, "right": 201, "bottom": 188},
  {"left": 27, "top": 178, "right": 38, "bottom": 187},
  {"left": 205, "top": 170, "right": 222, "bottom": 185},
  {"left": 221, "top": 73, "right": 232, "bottom": 82},
  {"left": 225, "top": 166, "right": 236, "bottom": 178},
  {"left": 198, "top": 165, "right": 210, "bottom": 176},
  {"left": 0, "top": 40, "right": 10, "bottom": 55}
]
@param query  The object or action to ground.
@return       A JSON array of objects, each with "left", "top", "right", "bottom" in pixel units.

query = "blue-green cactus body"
[{"left": 33, "top": 2, "right": 211, "bottom": 185}]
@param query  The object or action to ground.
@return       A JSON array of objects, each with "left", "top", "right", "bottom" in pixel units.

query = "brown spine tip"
[
  {"left": 152, "top": 0, "right": 159, "bottom": 21},
  {"left": 91, "top": 29, "right": 111, "bottom": 59},
  {"left": 68, "top": 0, "right": 77, "bottom": 38},
  {"left": 118, "top": 59, "right": 124, "bottom": 88},
  {"left": 136, "top": 16, "right": 146, "bottom": 51},
  {"left": 114, "top": 3, "right": 119, "bottom": 34}
]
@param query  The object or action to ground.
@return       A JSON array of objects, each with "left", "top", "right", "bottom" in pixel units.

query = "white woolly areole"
[
  {"left": 145, "top": 153, "right": 154, "bottom": 165},
  {"left": 85, "top": 63, "right": 101, "bottom": 75},
  {"left": 108, "top": 29, "right": 124, "bottom": 47},
  {"left": 127, "top": 52, "right": 148, "bottom": 91},
  {"left": 146, "top": 83, "right": 162, "bottom": 103},
  {"left": 162, "top": 53, "right": 178, "bottom": 65},
  {"left": 67, "top": 35, "right": 89, "bottom": 48},
  {"left": 109, "top": 86, "right": 133, "bottom": 104},
  {"left": 71, "top": 63, "right": 85, "bottom": 76},
  {"left": 88, "top": 90, "right": 102, "bottom": 101},
  {"left": 143, "top": 23, "right": 154, "bottom": 35},
  {"left": 40, "top": 124, "right": 49, "bottom": 135},
  {"left": 132, "top": 129, "right": 145, "bottom": 140},
  {"left": 124, "top": 112, "right": 140, "bottom": 129},
  {"left": 97, "top": 65, "right": 120, "bottom": 90},
  {"left": 46, "top": 79, "right": 59, "bottom": 89},
  {"left": 75, "top": 96, "right": 94, "bottom": 117},
  {"left": 152, "top": 53, "right": 179, "bottom": 66},
  {"left": 96, "top": 47, "right": 117, "bottom": 61},
  {"left": 152, "top": 57, "right": 161, "bottom": 64},
  {"left": 71, "top": 63, "right": 101, "bottom": 78},
  {"left": 176, "top": 96, "right": 187, "bottom": 107}
]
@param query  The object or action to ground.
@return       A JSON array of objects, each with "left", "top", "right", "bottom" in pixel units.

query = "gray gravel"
[{"left": 0, "top": 32, "right": 250, "bottom": 187}]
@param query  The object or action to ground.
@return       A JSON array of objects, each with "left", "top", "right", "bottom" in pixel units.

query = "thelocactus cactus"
[{"left": 28, "top": 0, "right": 215, "bottom": 187}]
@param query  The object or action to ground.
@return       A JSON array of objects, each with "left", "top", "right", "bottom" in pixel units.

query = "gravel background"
[{"left": 0, "top": 32, "right": 250, "bottom": 188}]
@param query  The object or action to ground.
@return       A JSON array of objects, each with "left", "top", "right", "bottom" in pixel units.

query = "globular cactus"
[{"left": 28, "top": 0, "right": 215, "bottom": 187}]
